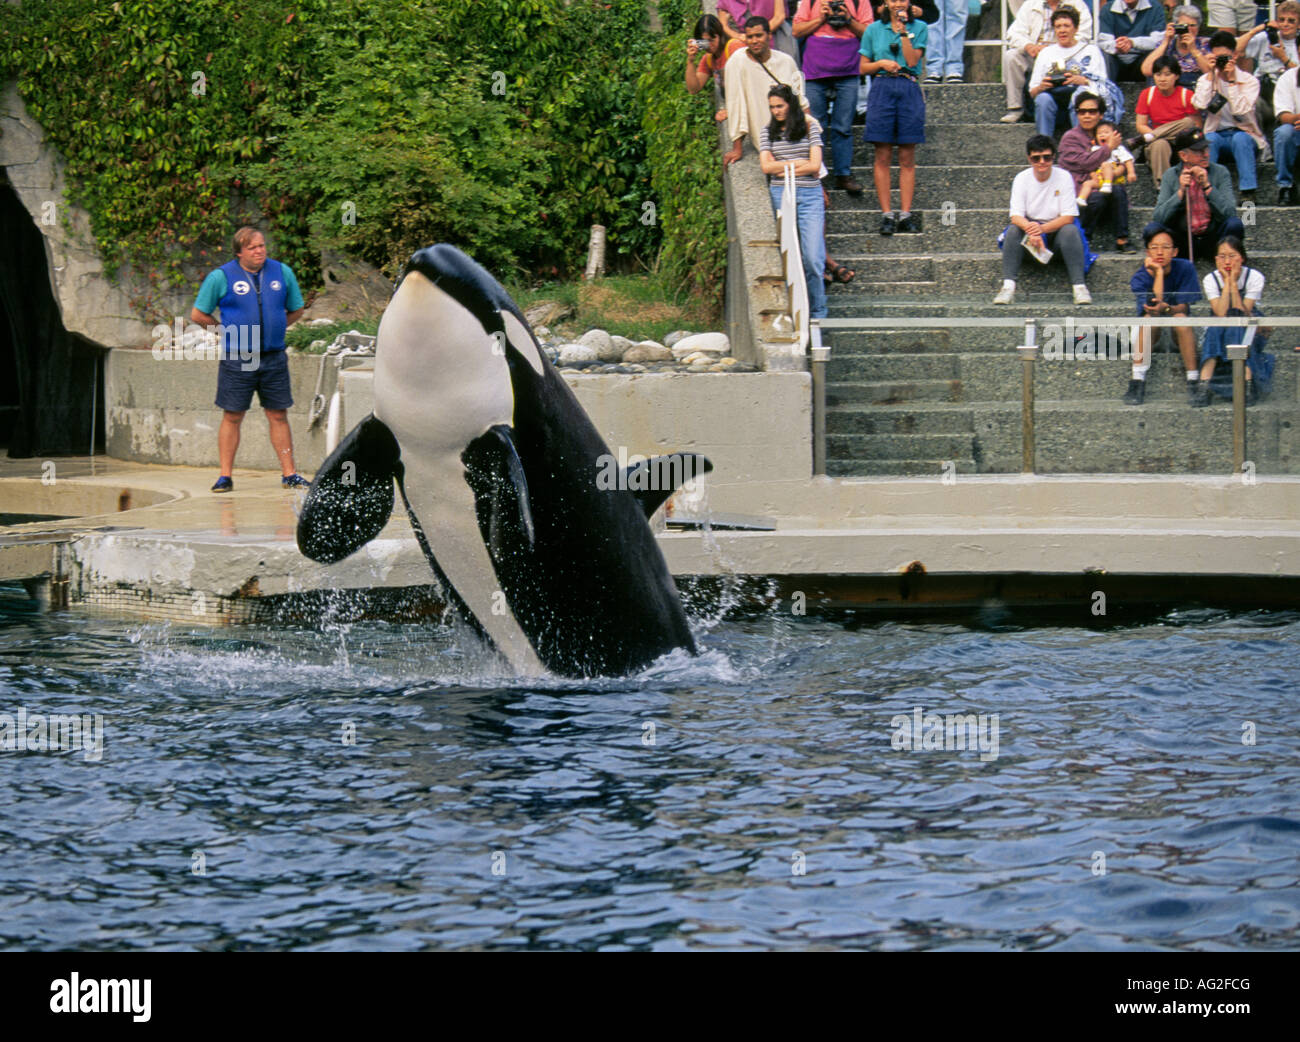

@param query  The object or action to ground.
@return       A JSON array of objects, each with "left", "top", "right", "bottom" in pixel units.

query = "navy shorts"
[
  {"left": 215, "top": 348, "right": 293, "bottom": 412},
  {"left": 863, "top": 76, "right": 926, "bottom": 145}
]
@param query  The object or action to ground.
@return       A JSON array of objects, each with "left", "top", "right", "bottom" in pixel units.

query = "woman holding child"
[{"left": 1058, "top": 92, "right": 1134, "bottom": 252}]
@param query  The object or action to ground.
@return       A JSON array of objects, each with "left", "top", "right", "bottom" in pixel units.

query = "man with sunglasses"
[{"left": 994, "top": 135, "right": 1092, "bottom": 305}]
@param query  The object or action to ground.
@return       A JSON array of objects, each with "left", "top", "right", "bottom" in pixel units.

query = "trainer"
[{"left": 190, "top": 226, "right": 309, "bottom": 492}]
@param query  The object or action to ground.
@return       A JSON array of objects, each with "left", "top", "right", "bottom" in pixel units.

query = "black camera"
[
  {"left": 826, "top": 0, "right": 850, "bottom": 29},
  {"left": 1266, "top": 25, "right": 1281, "bottom": 45},
  {"left": 1046, "top": 63, "right": 1068, "bottom": 88},
  {"left": 1174, "top": 23, "right": 1190, "bottom": 36},
  {"left": 1147, "top": 295, "right": 1160, "bottom": 309},
  {"left": 1214, "top": 53, "right": 1230, "bottom": 69}
]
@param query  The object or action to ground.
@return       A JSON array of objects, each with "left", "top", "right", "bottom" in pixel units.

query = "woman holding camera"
[
  {"left": 1141, "top": 6, "right": 1215, "bottom": 89},
  {"left": 794, "top": 0, "right": 872, "bottom": 196},
  {"left": 759, "top": 85, "right": 828, "bottom": 319},
  {"left": 686, "top": 14, "right": 745, "bottom": 122}
]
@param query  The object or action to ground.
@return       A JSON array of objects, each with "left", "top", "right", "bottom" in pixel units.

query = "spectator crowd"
[{"left": 688, "top": 0, "right": 1295, "bottom": 404}]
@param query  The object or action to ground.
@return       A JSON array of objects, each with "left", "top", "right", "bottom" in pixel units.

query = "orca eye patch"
[{"left": 501, "top": 311, "right": 545, "bottom": 375}]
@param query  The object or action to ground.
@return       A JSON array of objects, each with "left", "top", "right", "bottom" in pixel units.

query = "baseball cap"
[{"left": 1173, "top": 129, "right": 1210, "bottom": 153}]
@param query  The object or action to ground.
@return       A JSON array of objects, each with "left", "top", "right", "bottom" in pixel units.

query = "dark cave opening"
[{"left": 0, "top": 172, "right": 104, "bottom": 458}]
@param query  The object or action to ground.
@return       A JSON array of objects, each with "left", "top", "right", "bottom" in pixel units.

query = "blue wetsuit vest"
[{"left": 218, "top": 258, "right": 288, "bottom": 350}]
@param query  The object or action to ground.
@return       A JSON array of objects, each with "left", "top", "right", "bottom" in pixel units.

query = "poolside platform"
[{"left": 2, "top": 455, "right": 1297, "bottom": 624}]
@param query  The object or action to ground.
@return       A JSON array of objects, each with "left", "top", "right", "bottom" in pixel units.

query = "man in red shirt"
[{"left": 1130, "top": 53, "right": 1201, "bottom": 183}]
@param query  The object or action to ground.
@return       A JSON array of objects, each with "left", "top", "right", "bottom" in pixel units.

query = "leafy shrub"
[{"left": 1, "top": 0, "right": 724, "bottom": 309}]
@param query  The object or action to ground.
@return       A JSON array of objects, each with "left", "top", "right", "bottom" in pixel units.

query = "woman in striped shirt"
[{"left": 759, "top": 85, "right": 828, "bottom": 319}]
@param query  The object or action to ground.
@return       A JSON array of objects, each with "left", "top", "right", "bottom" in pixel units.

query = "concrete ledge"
[
  {"left": 5, "top": 459, "right": 1298, "bottom": 624},
  {"left": 104, "top": 349, "right": 814, "bottom": 489}
]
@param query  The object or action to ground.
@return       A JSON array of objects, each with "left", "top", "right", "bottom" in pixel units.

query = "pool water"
[{"left": 0, "top": 588, "right": 1296, "bottom": 951}]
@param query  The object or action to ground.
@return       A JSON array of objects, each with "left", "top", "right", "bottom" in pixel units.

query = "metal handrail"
[
  {"left": 813, "top": 314, "right": 1298, "bottom": 478},
  {"left": 776, "top": 163, "right": 811, "bottom": 355}
]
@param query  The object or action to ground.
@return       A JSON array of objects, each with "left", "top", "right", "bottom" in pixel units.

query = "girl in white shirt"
[{"left": 1194, "top": 235, "right": 1275, "bottom": 405}]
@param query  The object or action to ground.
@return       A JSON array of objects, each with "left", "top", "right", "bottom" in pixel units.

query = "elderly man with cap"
[{"left": 1146, "top": 128, "right": 1245, "bottom": 260}]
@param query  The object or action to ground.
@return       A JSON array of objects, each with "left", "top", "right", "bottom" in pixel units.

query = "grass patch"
[
  {"left": 287, "top": 271, "right": 719, "bottom": 353},
  {"left": 507, "top": 271, "right": 719, "bottom": 344}
]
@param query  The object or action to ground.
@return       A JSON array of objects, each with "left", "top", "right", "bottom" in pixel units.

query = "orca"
[{"left": 296, "top": 244, "right": 711, "bottom": 678}]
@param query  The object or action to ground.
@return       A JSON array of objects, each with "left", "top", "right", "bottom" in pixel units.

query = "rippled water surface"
[{"left": 1, "top": 589, "right": 1297, "bottom": 951}]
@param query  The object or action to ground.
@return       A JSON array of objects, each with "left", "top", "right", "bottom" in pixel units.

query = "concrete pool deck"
[{"left": 2, "top": 455, "right": 1298, "bottom": 622}]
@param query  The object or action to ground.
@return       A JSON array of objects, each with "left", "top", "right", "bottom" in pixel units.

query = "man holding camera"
[
  {"left": 1193, "top": 31, "right": 1266, "bottom": 198},
  {"left": 795, "top": 0, "right": 872, "bottom": 195},
  {"left": 1098, "top": 0, "right": 1168, "bottom": 84}
]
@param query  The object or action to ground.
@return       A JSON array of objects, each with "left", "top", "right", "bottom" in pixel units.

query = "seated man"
[
  {"left": 1148, "top": 129, "right": 1245, "bottom": 260},
  {"left": 1276, "top": 64, "right": 1300, "bottom": 203},
  {"left": 993, "top": 134, "right": 1092, "bottom": 306},
  {"left": 1193, "top": 31, "right": 1267, "bottom": 198},
  {"left": 1130, "top": 54, "right": 1201, "bottom": 186},
  {"left": 1029, "top": 9, "right": 1110, "bottom": 137},
  {"left": 1001, "top": 0, "right": 1093, "bottom": 122},
  {"left": 1122, "top": 224, "right": 1202, "bottom": 405},
  {"left": 1236, "top": 2, "right": 1300, "bottom": 127},
  {"left": 1099, "top": 0, "right": 1168, "bottom": 83}
]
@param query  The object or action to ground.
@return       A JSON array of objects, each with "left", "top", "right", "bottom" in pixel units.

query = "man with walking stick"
[{"left": 1145, "top": 129, "right": 1244, "bottom": 261}]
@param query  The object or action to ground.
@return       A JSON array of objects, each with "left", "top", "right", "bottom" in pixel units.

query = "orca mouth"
[{"left": 403, "top": 244, "right": 513, "bottom": 336}]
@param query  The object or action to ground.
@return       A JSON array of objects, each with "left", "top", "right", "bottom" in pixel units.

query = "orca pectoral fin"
[
  {"left": 297, "top": 414, "right": 402, "bottom": 564},
  {"left": 623, "top": 454, "right": 714, "bottom": 518},
  {"left": 462, "top": 425, "right": 535, "bottom": 563}
]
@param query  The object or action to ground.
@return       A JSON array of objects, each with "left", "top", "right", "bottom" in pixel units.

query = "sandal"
[{"left": 827, "top": 261, "right": 856, "bottom": 284}]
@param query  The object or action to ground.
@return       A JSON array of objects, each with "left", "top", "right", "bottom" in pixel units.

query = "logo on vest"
[
  {"left": 233, "top": 280, "right": 251, "bottom": 295},
  {"left": 270, "top": 280, "right": 282, "bottom": 291}
]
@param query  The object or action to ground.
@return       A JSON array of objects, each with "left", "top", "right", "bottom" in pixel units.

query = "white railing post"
[{"left": 776, "top": 162, "right": 810, "bottom": 356}]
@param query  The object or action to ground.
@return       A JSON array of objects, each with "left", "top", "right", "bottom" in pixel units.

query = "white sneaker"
[
  {"left": 1000, "top": 109, "right": 1023, "bottom": 124},
  {"left": 1073, "top": 284, "right": 1093, "bottom": 305},
  {"left": 1099, "top": 182, "right": 1113, "bottom": 194},
  {"left": 993, "top": 284, "right": 1016, "bottom": 305}
]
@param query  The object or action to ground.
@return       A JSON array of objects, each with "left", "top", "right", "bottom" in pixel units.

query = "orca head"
[{"left": 398, "top": 244, "right": 544, "bottom": 376}]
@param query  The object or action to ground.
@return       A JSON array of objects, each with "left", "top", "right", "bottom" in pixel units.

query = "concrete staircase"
[{"left": 822, "top": 82, "right": 1300, "bottom": 476}]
